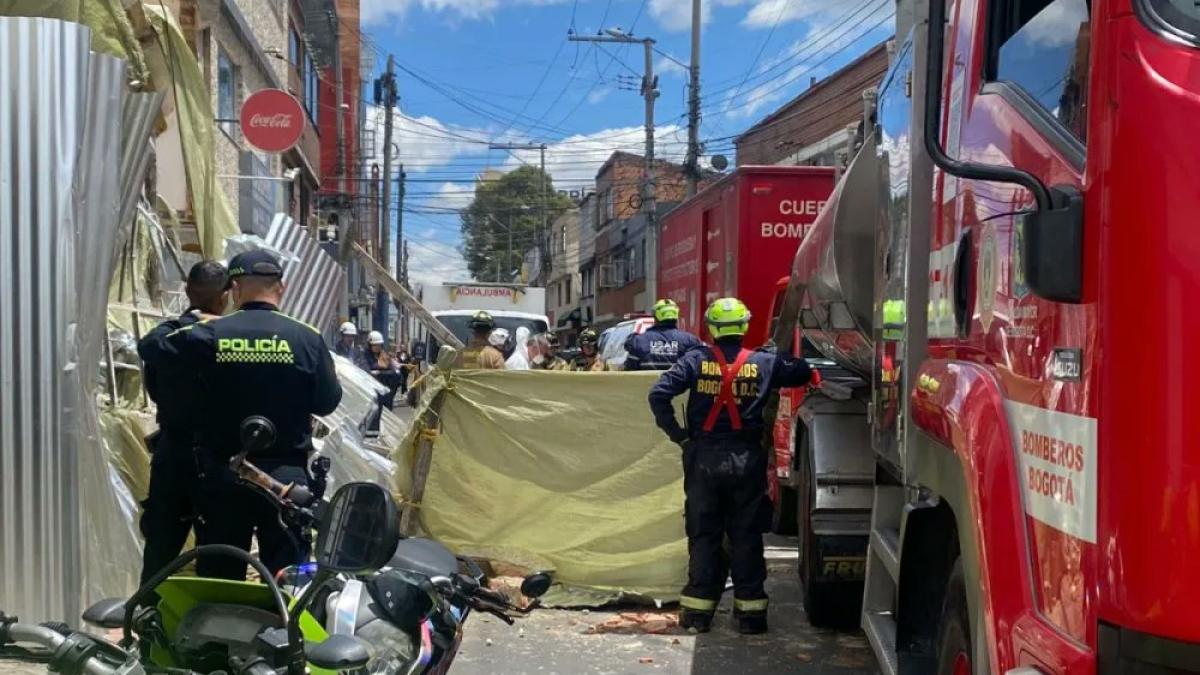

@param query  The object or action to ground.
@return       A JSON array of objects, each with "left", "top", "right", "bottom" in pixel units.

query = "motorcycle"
[
  {"left": 0, "top": 416, "right": 548, "bottom": 675},
  {"left": 283, "top": 540, "right": 551, "bottom": 674},
  {"left": 0, "top": 476, "right": 398, "bottom": 674},
  {"left": 0, "top": 417, "right": 397, "bottom": 674}
]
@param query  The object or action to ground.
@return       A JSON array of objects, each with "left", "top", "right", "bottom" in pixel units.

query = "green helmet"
[
  {"left": 653, "top": 298, "right": 680, "bottom": 322},
  {"left": 705, "top": 297, "right": 751, "bottom": 339},
  {"left": 468, "top": 310, "right": 495, "bottom": 331},
  {"left": 579, "top": 328, "right": 599, "bottom": 345}
]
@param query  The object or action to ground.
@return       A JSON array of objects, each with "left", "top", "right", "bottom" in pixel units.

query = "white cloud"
[
  {"left": 362, "top": 0, "right": 568, "bottom": 27},
  {"left": 717, "top": 4, "right": 894, "bottom": 119},
  {"left": 366, "top": 105, "right": 495, "bottom": 172},
  {"left": 649, "top": 0, "right": 749, "bottom": 31},
  {"left": 742, "top": 0, "right": 834, "bottom": 28},
  {"left": 434, "top": 181, "right": 475, "bottom": 211},
  {"left": 656, "top": 55, "right": 687, "bottom": 79},
  {"left": 587, "top": 87, "right": 612, "bottom": 104},
  {"left": 498, "top": 123, "right": 689, "bottom": 189},
  {"left": 406, "top": 235, "right": 471, "bottom": 285}
]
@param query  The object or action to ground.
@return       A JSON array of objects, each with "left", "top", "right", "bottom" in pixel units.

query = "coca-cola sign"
[{"left": 239, "top": 89, "right": 304, "bottom": 153}]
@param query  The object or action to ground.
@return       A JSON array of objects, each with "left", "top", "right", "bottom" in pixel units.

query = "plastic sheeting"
[{"left": 395, "top": 370, "right": 688, "bottom": 605}]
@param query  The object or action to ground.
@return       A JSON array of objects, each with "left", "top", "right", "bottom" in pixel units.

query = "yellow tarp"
[{"left": 396, "top": 371, "right": 689, "bottom": 605}]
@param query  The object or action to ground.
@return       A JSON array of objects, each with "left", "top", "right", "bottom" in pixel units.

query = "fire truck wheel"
[
  {"left": 935, "top": 559, "right": 972, "bottom": 675},
  {"left": 796, "top": 436, "right": 859, "bottom": 628}
]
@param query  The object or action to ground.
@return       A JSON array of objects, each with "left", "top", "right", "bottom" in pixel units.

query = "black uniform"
[
  {"left": 157, "top": 302, "right": 342, "bottom": 578},
  {"left": 136, "top": 309, "right": 204, "bottom": 586},
  {"left": 648, "top": 339, "right": 812, "bottom": 622},
  {"left": 623, "top": 322, "right": 704, "bottom": 371}
]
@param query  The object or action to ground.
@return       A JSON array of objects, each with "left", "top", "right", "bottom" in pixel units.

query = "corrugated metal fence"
[{"left": 265, "top": 213, "right": 345, "bottom": 342}]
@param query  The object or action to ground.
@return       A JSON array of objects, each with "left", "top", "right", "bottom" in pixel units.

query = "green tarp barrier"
[{"left": 397, "top": 371, "right": 688, "bottom": 606}]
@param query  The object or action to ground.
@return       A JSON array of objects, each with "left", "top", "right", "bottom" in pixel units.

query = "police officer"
[
  {"left": 157, "top": 250, "right": 343, "bottom": 579},
  {"left": 455, "top": 311, "right": 506, "bottom": 369},
  {"left": 624, "top": 299, "right": 703, "bottom": 371},
  {"left": 571, "top": 328, "right": 606, "bottom": 372},
  {"left": 648, "top": 297, "right": 813, "bottom": 634},
  {"left": 136, "top": 260, "right": 229, "bottom": 585}
]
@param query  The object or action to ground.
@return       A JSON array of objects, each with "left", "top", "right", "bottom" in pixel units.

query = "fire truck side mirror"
[{"left": 1018, "top": 186, "right": 1084, "bottom": 303}]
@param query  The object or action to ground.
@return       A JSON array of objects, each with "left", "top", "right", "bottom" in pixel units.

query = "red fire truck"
[
  {"left": 772, "top": 0, "right": 1200, "bottom": 668},
  {"left": 658, "top": 166, "right": 838, "bottom": 534}
]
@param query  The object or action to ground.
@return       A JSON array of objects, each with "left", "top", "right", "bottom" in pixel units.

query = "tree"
[{"left": 459, "top": 166, "right": 573, "bottom": 282}]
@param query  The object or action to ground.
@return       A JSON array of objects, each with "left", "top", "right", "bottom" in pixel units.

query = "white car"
[{"left": 597, "top": 317, "right": 655, "bottom": 370}]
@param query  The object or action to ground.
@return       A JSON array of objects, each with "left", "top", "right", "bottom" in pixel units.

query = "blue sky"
[{"left": 360, "top": 0, "right": 894, "bottom": 283}]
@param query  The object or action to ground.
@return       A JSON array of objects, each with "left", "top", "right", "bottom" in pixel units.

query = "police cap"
[{"left": 228, "top": 250, "right": 283, "bottom": 281}]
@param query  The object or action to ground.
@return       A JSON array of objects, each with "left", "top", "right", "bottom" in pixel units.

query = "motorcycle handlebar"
[{"left": 5, "top": 624, "right": 125, "bottom": 675}]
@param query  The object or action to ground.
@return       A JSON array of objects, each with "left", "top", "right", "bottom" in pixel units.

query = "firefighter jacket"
[
  {"left": 151, "top": 301, "right": 343, "bottom": 467},
  {"left": 456, "top": 337, "right": 506, "bottom": 369},
  {"left": 648, "top": 340, "right": 812, "bottom": 443},
  {"left": 624, "top": 323, "right": 704, "bottom": 371}
]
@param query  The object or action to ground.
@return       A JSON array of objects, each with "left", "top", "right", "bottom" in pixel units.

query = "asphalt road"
[{"left": 452, "top": 540, "right": 879, "bottom": 675}]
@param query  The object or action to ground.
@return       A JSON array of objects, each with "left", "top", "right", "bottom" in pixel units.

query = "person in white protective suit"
[{"left": 505, "top": 326, "right": 532, "bottom": 370}]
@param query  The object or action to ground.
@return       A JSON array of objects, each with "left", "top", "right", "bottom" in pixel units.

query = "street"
[{"left": 453, "top": 541, "right": 878, "bottom": 675}]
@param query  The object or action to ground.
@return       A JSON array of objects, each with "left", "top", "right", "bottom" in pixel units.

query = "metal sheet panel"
[
  {"left": 0, "top": 17, "right": 143, "bottom": 623},
  {"left": 0, "top": 17, "right": 92, "bottom": 623},
  {"left": 265, "top": 213, "right": 346, "bottom": 341}
]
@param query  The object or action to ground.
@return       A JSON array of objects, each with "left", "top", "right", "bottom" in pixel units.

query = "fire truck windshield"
[{"left": 1139, "top": 0, "right": 1200, "bottom": 46}]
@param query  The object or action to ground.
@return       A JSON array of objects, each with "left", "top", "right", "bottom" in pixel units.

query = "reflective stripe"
[
  {"left": 701, "top": 348, "right": 753, "bottom": 432},
  {"left": 680, "top": 595, "right": 718, "bottom": 611},
  {"left": 733, "top": 598, "right": 769, "bottom": 612}
]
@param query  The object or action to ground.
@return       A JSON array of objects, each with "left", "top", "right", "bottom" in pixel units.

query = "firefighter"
[
  {"left": 455, "top": 310, "right": 506, "bottom": 369},
  {"left": 648, "top": 297, "right": 814, "bottom": 634},
  {"left": 541, "top": 333, "right": 570, "bottom": 371},
  {"left": 136, "top": 260, "right": 229, "bottom": 586},
  {"left": 624, "top": 298, "right": 703, "bottom": 370},
  {"left": 334, "top": 321, "right": 367, "bottom": 370},
  {"left": 152, "top": 250, "right": 343, "bottom": 579},
  {"left": 571, "top": 328, "right": 606, "bottom": 371}
]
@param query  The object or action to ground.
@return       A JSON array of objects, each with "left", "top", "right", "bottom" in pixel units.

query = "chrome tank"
[{"left": 789, "top": 136, "right": 882, "bottom": 376}]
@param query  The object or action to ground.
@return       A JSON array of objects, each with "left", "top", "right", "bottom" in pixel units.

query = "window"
[
  {"left": 603, "top": 189, "right": 615, "bottom": 223},
  {"left": 559, "top": 224, "right": 567, "bottom": 252},
  {"left": 626, "top": 247, "right": 638, "bottom": 283},
  {"left": 989, "top": 0, "right": 1091, "bottom": 142},
  {"left": 217, "top": 47, "right": 237, "bottom": 138},
  {"left": 289, "top": 27, "right": 301, "bottom": 65},
  {"left": 582, "top": 267, "right": 594, "bottom": 297},
  {"left": 566, "top": 278, "right": 572, "bottom": 304},
  {"left": 1139, "top": 0, "right": 1200, "bottom": 46},
  {"left": 303, "top": 52, "right": 319, "bottom": 126}
]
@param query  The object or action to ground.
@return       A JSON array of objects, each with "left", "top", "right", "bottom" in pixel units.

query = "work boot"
[
  {"left": 679, "top": 609, "right": 713, "bottom": 634},
  {"left": 734, "top": 611, "right": 768, "bottom": 635}
]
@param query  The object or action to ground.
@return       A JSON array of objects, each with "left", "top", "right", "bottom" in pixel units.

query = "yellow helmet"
[
  {"left": 705, "top": 297, "right": 751, "bottom": 339},
  {"left": 653, "top": 298, "right": 680, "bottom": 322}
]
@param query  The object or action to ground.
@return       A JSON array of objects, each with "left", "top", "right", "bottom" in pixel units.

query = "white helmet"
[
  {"left": 488, "top": 327, "right": 510, "bottom": 348},
  {"left": 367, "top": 330, "right": 385, "bottom": 345},
  {"left": 339, "top": 321, "right": 358, "bottom": 336}
]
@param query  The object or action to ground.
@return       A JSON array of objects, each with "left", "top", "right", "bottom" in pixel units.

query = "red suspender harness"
[{"left": 701, "top": 347, "right": 754, "bottom": 432}]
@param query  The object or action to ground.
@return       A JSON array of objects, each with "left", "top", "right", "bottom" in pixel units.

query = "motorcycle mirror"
[
  {"left": 239, "top": 416, "right": 276, "bottom": 455},
  {"left": 315, "top": 482, "right": 401, "bottom": 574},
  {"left": 82, "top": 598, "right": 126, "bottom": 629},
  {"left": 520, "top": 573, "right": 553, "bottom": 599},
  {"left": 306, "top": 633, "right": 371, "bottom": 671}
]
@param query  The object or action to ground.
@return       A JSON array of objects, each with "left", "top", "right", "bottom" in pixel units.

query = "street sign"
[{"left": 240, "top": 89, "right": 304, "bottom": 153}]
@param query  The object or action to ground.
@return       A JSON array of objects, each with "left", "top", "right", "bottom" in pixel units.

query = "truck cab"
[{"left": 780, "top": 0, "right": 1200, "bottom": 669}]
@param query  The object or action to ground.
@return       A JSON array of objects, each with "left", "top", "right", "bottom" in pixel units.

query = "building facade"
[
  {"left": 735, "top": 42, "right": 889, "bottom": 168},
  {"left": 545, "top": 208, "right": 581, "bottom": 341},
  {"left": 588, "top": 152, "right": 690, "bottom": 328}
]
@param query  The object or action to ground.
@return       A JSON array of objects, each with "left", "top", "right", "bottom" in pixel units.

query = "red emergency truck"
[
  {"left": 657, "top": 166, "right": 835, "bottom": 346},
  {"left": 769, "top": 0, "right": 1200, "bottom": 668}
]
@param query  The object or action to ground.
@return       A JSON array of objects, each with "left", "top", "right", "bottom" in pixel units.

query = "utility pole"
[
  {"left": 375, "top": 55, "right": 398, "bottom": 333},
  {"left": 569, "top": 30, "right": 660, "bottom": 302},
  {"left": 488, "top": 142, "right": 548, "bottom": 282},
  {"left": 686, "top": 0, "right": 702, "bottom": 196},
  {"left": 396, "top": 164, "right": 406, "bottom": 285}
]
